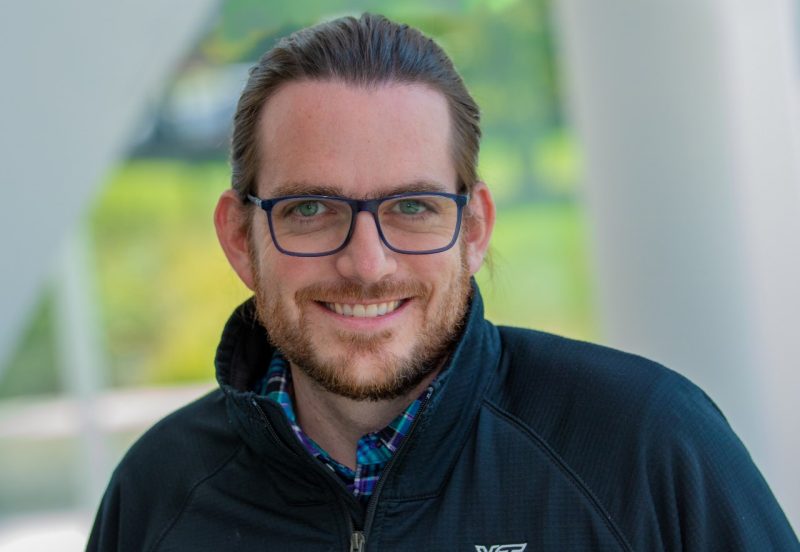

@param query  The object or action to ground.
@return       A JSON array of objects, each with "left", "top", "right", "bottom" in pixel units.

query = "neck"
[{"left": 289, "top": 365, "right": 439, "bottom": 470}]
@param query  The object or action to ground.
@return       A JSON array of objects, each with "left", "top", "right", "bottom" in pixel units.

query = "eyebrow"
[{"left": 267, "top": 180, "right": 452, "bottom": 199}]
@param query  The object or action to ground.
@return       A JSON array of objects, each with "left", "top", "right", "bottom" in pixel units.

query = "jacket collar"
[{"left": 214, "top": 281, "right": 501, "bottom": 501}]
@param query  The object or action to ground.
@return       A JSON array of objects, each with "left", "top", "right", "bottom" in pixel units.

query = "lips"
[{"left": 322, "top": 300, "right": 404, "bottom": 318}]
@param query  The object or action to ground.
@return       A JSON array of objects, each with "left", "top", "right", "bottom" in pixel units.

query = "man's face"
[{"left": 248, "top": 80, "right": 477, "bottom": 401}]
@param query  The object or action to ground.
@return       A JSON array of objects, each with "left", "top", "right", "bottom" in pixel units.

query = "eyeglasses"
[{"left": 246, "top": 191, "right": 469, "bottom": 257}]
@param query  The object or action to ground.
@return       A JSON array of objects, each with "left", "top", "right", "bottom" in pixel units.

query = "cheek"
[
  {"left": 408, "top": 251, "right": 466, "bottom": 298},
  {"left": 260, "top": 256, "right": 334, "bottom": 299}
]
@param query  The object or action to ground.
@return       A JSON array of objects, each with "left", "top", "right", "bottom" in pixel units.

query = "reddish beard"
[{"left": 251, "top": 254, "right": 473, "bottom": 402}]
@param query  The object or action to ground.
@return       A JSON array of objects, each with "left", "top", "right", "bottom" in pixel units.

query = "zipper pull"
[{"left": 350, "top": 530, "right": 365, "bottom": 552}]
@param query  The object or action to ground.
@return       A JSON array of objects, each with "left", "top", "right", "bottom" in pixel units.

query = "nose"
[{"left": 334, "top": 211, "right": 397, "bottom": 284}]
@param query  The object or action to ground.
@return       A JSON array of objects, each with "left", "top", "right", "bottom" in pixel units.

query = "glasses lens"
[
  {"left": 270, "top": 197, "right": 351, "bottom": 254},
  {"left": 378, "top": 194, "right": 459, "bottom": 252}
]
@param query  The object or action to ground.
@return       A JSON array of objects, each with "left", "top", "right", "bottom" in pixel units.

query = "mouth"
[{"left": 320, "top": 300, "right": 405, "bottom": 318}]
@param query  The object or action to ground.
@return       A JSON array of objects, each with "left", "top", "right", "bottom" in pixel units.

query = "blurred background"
[{"left": 1, "top": 0, "right": 798, "bottom": 548}]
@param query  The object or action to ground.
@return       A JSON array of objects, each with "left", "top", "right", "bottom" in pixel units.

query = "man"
[{"left": 88, "top": 13, "right": 799, "bottom": 551}]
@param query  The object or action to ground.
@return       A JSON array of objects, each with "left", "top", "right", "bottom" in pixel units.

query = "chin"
[{"left": 300, "top": 345, "right": 435, "bottom": 402}]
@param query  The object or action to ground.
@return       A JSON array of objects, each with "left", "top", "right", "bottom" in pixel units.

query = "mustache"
[{"left": 295, "top": 280, "right": 429, "bottom": 303}]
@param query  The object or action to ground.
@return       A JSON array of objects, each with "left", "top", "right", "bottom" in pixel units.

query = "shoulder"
[
  {"left": 493, "top": 325, "right": 700, "bottom": 424},
  {"left": 488, "top": 326, "right": 799, "bottom": 549},
  {"left": 88, "top": 389, "right": 244, "bottom": 551},
  {"left": 490, "top": 325, "right": 733, "bottom": 464},
  {"left": 115, "top": 388, "right": 243, "bottom": 502},
  {"left": 490, "top": 325, "right": 716, "bottom": 471},
  {"left": 120, "top": 388, "right": 240, "bottom": 478}
]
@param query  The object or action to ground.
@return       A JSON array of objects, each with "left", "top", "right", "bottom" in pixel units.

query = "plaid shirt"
[{"left": 254, "top": 351, "right": 433, "bottom": 503}]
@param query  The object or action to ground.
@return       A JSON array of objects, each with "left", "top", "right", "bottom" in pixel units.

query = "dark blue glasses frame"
[{"left": 246, "top": 191, "right": 469, "bottom": 257}]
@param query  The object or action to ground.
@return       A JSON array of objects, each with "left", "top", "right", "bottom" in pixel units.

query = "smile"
[{"left": 322, "top": 300, "right": 404, "bottom": 318}]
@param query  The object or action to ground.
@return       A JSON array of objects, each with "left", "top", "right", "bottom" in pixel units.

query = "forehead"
[{"left": 256, "top": 80, "right": 456, "bottom": 197}]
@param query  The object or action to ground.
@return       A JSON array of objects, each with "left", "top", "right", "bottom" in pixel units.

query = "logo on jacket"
[{"left": 474, "top": 544, "right": 527, "bottom": 552}]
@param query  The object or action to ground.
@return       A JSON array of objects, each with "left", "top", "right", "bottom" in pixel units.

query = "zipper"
[
  {"left": 250, "top": 397, "right": 285, "bottom": 445},
  {"left": 349, "top": 530, "right": 365, "bottom": 552},
  {"left": 361, "top": 389, "right": 434, "bottom": 542},
  {"left": 251, "top": 390, "right": 433, "bottom": 551},
  {"left": 250, "top": 397, "right": 355, "bottom": 494},
  {"left": 250, "top": 398, "right": 365, "bottom": 549}
]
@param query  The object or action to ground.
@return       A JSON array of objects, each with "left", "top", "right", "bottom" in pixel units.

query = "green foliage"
[
  {"left": 0, "top": 291, "right": 61, "bottom": 399},
  {"left": 205, "top": 0, "right": 474, "bottom": 64},
  {"left": 532, "top": 129, "right": 583, "bottom": 195},
  {"left": 89, "top": 161, "right": 251, "bottom": 386},
  {"left": 478, "top": 139, "right": 525, "bottom": 203},
  {"left": 477, "top": 202, "right": 596, "bottom": 339}
]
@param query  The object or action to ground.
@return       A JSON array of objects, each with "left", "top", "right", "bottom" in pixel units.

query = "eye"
[
  {"left": 293, "top": 201, "right": 327, "bottom": 217},
  {"left": 394, "top": 199, "right": 427, "bottom": 215}
]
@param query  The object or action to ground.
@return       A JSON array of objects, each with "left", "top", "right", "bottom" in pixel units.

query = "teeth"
[{"left": 325, "top": 300, "right": 402, "bottom": 318}]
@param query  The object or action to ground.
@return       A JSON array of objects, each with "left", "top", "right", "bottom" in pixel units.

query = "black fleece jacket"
[{"left": 88, "top": 286, "right": 799, "bottom": 551}]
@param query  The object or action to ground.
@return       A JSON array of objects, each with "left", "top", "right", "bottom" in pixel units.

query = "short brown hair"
[{"left": 230, "top": 13, "right": 481, "bottom": 197}]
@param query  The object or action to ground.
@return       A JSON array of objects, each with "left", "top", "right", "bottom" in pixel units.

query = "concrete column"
[{"left": 554, "top": 0, "right": 800, "bottom": 527}]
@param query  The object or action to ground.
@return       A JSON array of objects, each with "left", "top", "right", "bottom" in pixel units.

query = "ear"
[
  {"left": 462, "top": 181, "right": 496, "bottom": 275},
  {"left": 214, "top": 189, "right": 256, "bottom": 291}
]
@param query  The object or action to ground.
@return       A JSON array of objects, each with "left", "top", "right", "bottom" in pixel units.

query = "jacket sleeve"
[{"left": 638, "top": 380, "right": 799, "bottom": 550}]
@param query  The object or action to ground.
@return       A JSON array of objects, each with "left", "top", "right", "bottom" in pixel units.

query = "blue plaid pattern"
[{"left": 254, "top": 351, "right": 432, "bottom": 503}]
